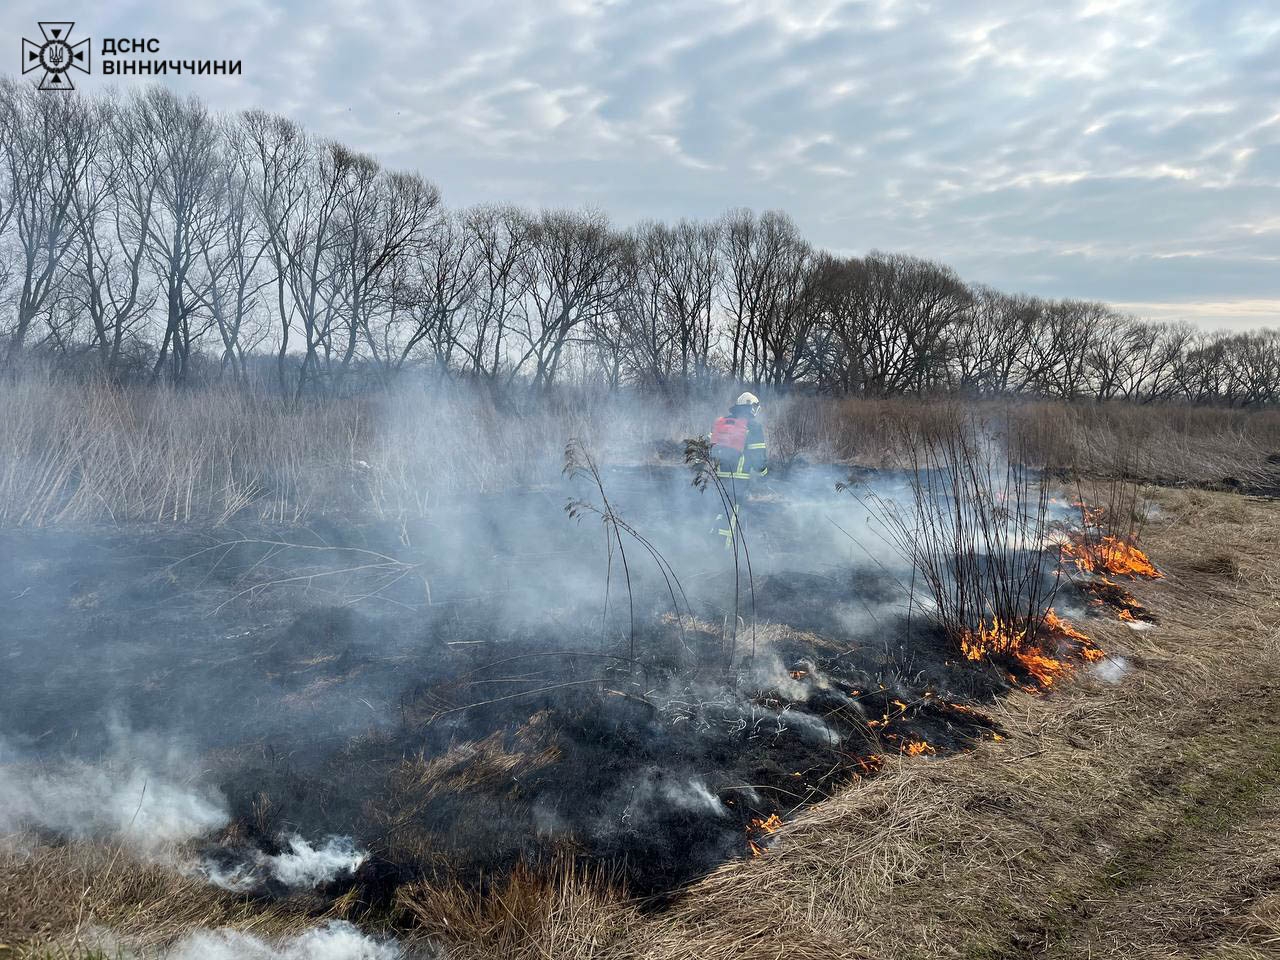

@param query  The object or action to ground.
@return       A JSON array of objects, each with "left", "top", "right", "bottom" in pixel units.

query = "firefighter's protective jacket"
[{"left": 710, "top": 405, "right": 768, "bottom": 480}]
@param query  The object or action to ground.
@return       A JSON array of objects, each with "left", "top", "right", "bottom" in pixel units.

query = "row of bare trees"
[{"left": 2, "top": 81, "right": 1278, "bottom": 406}]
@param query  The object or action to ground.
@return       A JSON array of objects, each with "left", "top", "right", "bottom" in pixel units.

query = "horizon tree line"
[{"left": 1, "top": 80, "right": 1278, "bottom": 407}]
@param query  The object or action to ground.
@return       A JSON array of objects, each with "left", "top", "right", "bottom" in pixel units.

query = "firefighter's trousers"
[{"left": 713, "top": 476, "right": 747, "bottom": 551}]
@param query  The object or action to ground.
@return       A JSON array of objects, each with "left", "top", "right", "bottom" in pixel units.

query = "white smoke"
[
  {"left": 270, "top": 835, "right": 367, "bottom": 887},
  {"left": 164, "top": 921, "right": 400, "bottom": 960},
  {"left": 1091, "top": 656, "right": 1131, "bottom": 683},
  {"left": 0, "top": 724, "right": 228, "bottom": 855},
  {"left": 776, "top": 706, "right": 842, "bottom": 745},
  {"left": 746, "top": 650, "right": 811, "bottom": 701},
  {"left": 659, "top": 778, "right": 729, "bottom": 817},
  {"left": 616, "top": 773, "right": 729, "bottom": 823},
  {"left": 201, "top": 835, "right": 367, "bottom": 892}
]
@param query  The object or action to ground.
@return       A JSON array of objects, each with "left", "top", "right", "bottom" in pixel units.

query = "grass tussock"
[
  {"left": 0, "top": 839, "right": 314, "bottom": 954},
  {"left": 851, "top": 417, "right": 1061, "bottom": 652},
  {"left": 395, "top": 861, "right": 634, "bottom": 960}
]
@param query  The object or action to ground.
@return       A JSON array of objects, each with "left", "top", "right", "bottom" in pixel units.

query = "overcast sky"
[{"left": 5, "top": 0, "right": 1278, "bottom": 327}]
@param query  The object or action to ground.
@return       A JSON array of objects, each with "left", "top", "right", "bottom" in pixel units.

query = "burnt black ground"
[{"left": 0, "top": 462, "right": 1069, "bottom": 901}]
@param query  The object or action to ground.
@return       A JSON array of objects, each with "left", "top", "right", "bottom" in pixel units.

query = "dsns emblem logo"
[{"left": 22, "top": 21, "right": 90, "bottom": 90}]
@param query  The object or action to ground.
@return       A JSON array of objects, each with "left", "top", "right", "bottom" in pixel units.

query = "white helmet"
[{"left": 736, "top": 392, "right": 760, "bottom": 407}]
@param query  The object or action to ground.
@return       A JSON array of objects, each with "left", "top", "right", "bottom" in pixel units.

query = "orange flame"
[
  {"left": 1062, "top": 535, "right": 1161, "bottom": 578},
  {"left": 747, "top": 813, "right": 783, "bottom": 856},
  {"left": 960, "top": 609, "right": 1101, "bottom": 690},
  {"left": 959, "top": 617, "right": 1027, "bottom": 661},
  {"left": 1043, "top": 609, "right": 1106, "bottom": 663},
  {"left": 1014, "top": 649, "right": 1066, "bottom": 688},
  {"left": 902, "top": 739, "right": 935, "bottom": 756},
  {"left": 854, "top": 754, "right": 884, "bottom": 776},
  {"left": 1043, "top": 609, "right": 1088, "bottom": 643}
]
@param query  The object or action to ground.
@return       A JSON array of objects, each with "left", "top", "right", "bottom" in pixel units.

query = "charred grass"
[
  {"left": 199, "top": 485, "right": 1274, "bottom": 960},
  {"left": 594, "top": 486, "right": 1280, "bottom": 960},
  {"left": 2, "top": 447, "right": 1278, "bottom": 957}
]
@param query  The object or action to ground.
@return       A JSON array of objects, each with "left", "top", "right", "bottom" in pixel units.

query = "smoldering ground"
[{"left": 0, "top": 391, "right": 1107, "bottom": 922}]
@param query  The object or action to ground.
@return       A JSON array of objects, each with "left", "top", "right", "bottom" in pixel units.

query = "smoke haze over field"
[
  {"left": 0, "top": 388, "right": 938, "bottom": 889},
  {"left": 0, "top": 379, "right": 1153, "bottom": 953}
]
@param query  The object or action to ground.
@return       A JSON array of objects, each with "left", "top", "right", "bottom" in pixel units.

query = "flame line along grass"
[
  {"left": 1061, "top": 534, "right": 1162, "bottom": 579},
  {"left": 959, "top": 609, "right": 1103, "bottom": 690},
  {"left": 1078, "top": 574, "right": 1157, "bottom": 623}
]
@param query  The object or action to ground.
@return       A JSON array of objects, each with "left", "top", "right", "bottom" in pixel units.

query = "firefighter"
[{"left": 709, "top": 392, "right": 768, "bottom": 549}]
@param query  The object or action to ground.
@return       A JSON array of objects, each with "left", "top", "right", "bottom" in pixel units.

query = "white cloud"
[{"left": 0, "top": 0, "right": 1277, "bottom": 325}]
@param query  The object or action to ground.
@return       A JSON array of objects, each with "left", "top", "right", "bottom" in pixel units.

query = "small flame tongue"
[{"left": 746, "top": 813, "right": 783, "bottom": 856}]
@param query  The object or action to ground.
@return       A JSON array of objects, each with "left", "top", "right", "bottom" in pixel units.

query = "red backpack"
[{"left": 711, "top": 416, "right": 749, "bottom": 452}]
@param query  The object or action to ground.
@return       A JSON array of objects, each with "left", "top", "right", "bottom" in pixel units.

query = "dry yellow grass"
[{"left": 0, "top": 840, "right": 317, "bottom": 955}]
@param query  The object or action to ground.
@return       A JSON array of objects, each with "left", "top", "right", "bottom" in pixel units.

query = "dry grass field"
[{"left": 3, "top": 375, "right": 1280, "bottom": 529}]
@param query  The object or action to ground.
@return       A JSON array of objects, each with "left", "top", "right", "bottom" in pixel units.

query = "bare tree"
[
  {"left": 69, "top": 94, "right": 159, "bottom": 375},
  {"left": 328, "top": 156, "right": 441, "bottom": 390},
  {"left": 824, "top": 253, "right": 969, "bottom": 396},
  {"left": 513, "top": 208, "right": 627, "bottom": 391},
  {"left": 0, "top": 82, "right": 96, "bottom": 365},
  {"left": 185, "top": 118, "right": 276, "bottom": 381},
  {"left": 948, "top": 286, "right": 1039, "bottom": 395},
  {"left": 126, "top": 88, "right": 222, "bottom": 382},
  {"left": 721, "top": 209, "right": 801, "bottom": 385},
  {"left": 0, "top": 82, "right": 1277, "bottom": 407},
  {"left": 268, "top": 139, "right": 351, "bottom": 399},
  {"left": 623, "top": 219, "right": 721, "bottom": 388},
  {"left": 1022, "top": 299, "right": 1110, "bottom": 399},
  {"left": 455, "top": 204, "right": 532, "bottom": 381},
  {"left": 1223, "top": 331, "right": 1280, "bottom": 407},
  {"left": 239, "top": 109, "right": 309, "bottom": 394},
  {"left": 379, "top": 209, "right": 480, "bottom": 377}
]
